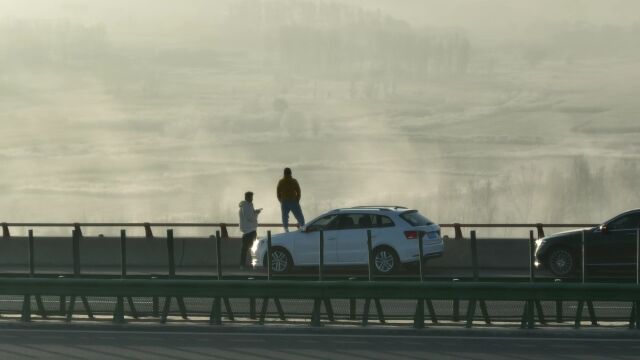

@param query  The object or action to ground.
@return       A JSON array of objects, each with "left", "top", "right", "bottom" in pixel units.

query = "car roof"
[
  {"left": 329, "top": 206, "right": 412, "bottom": 214},
  {"left": 605, "top": 208, "right": 640, "bottom": 222}
]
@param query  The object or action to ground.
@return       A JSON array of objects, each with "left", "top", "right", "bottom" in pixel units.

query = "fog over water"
[{"left": 1, "top": 0, "right": 639, "bottom": 236}]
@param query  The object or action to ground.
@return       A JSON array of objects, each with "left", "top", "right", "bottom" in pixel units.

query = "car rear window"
[{"left": 400, "top": 211, "right": 433, "bottom": 226}]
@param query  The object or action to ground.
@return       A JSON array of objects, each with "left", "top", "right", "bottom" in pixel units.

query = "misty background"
[{"left": 1, "top": 0, "right": 639, "bottom": 236}]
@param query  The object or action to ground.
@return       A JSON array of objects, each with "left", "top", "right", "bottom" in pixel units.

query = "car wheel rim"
[
  {"left": 271, "top": 251, "right": 288, "bottom": 272},
  {"left": 550, "top": 249, "right": 572, "bottom": 275},
  {"left": 375, "top": 251, "right": 395, "bottom": 273}
]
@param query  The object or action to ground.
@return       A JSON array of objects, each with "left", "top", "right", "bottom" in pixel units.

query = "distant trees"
[
  {"left": 0, "top": 21, "right": 109, "bottom": 69},
  {"left": 221, "top": 0, "right": 472, "bottom": 83}
]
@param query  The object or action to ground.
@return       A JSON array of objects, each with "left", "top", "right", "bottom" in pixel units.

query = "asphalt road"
[{"left": 0, "top": 325, "right": 639, "bottom": 359}]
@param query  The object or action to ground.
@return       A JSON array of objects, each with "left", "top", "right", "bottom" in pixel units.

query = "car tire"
[
  {"left": 546, "top": 247, "right": 576, "bottom": 277},
  {"left": 372, "top": 247, "right": 399, "bottom": 275},
  {"left": 265, "top": 247, "right": 293, "bottom": 274}
]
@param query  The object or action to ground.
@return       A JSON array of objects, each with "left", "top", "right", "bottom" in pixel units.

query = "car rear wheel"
[
  {"left": 265, "top": 248, "right": 293, "bottom": 274},
  {"left": 373, "top": 247, "right": 399, "bottom": 275},
  {"left": 546, "top": 247, "right": 576, "bottom": 277}
]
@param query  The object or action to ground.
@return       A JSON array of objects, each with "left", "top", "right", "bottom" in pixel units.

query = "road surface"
[{"left": 0, "top": 325, "right": 639, "bottom": 359}]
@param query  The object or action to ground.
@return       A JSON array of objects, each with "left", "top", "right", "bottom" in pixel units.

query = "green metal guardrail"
[
  {"left": 8, "top": 277, "right": 640, "bottom": 330},
  {"left": 2, "top": 222, "right": 639, "bottom": 331}
]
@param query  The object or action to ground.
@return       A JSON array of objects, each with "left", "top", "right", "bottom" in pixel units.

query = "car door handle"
[{"left": 327, "top": 237, "right": 337, "bottom": 241}]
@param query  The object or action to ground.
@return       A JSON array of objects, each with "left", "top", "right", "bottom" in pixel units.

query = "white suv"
[{"left": 251, "top": 206, "right": 444, "bottom": 274}]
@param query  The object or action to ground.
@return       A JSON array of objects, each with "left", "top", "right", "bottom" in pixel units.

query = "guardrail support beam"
[
  {"left": 2, "top": 223, "right": 9, "bottom": 239},
  {"left": 67, "top": 229, "right": 94, "bottom": 321},
  {"left": 536, "top": 224, "right": 545, "bottom": 238},
  {"left": 574, "top": 300, "right": 598, "bottom": 328},
  {"left": 454, "top": 223, "right": 463, "bottom": 240},
  {"left": 629, "top": 301, "right": 640, "bottom": 329},
  {"left": 161, "top": 230, "right": 188, "bottom": 323},
  {"left": 144, "top": 223, "right": 153, "bottom": 239}
]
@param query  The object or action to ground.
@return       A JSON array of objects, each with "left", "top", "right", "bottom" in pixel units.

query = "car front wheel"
[
  {"left": 265, "top": 248, "right": 293, "bottom": 274},
  {"left": 546, "top": 247, "right": 576, "bottom": 277},
  {"left": 373, "top": 247, "right": 399, "bottom": 275}
]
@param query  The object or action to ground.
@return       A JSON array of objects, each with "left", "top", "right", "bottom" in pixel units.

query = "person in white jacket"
[{"left": 238, "top": 191, "right": 262, "bottom": 269}]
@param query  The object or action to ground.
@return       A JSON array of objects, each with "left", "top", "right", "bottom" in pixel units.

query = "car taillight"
[{"left": 404, "top": 231, "right": 418, "bottom": 240}]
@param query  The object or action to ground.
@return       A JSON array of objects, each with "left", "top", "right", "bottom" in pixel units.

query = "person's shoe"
[{"left": 284, "top": 228, "right": 289, "bottom": 233}]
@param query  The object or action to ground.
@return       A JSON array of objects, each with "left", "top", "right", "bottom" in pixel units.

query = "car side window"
[
  {"left": 306, "top": 214, "right": 338, "bottom": 232},
  {"left": 351, "top": 214, "right": 394, "bottom": 228},
  {"left": 377, "top": 215, "right": 395, "bottom": 227},
  {"left": 356, "top": 214, "right": 374, "bottom": 228},
  {"left": 328, "top": 214, "right": 358, "bottom": 230},
  {"left": 609, "top": 214, "right": 640, "bottom": 231}
]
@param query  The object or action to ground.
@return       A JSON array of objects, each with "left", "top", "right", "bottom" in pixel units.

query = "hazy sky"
[
  {"left": 2, "top": 0, "right": 639, "bottom": 40},
  {"left": 1, "top": 0, "right": 639, "bottom": 229}
]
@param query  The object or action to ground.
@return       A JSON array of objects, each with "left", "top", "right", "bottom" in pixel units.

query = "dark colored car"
[{"left": 535, "top": 209, "right": 640, "bottom": 277}]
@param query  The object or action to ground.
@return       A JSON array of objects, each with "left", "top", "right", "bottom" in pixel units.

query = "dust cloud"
[{"left": 0, "top": 0, "right": 639, "bottom": 236}]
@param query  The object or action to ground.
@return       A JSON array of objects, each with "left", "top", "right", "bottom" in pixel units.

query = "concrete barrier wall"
[{"left": 0, "top": 235, "right": 531, "bottom": 270}]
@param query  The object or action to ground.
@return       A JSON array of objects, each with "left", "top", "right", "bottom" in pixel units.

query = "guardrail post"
[
  {"left": 145, "top": 224, "right": 160, "bottom": 316},
  {"left": 210, "top": 231, "right": 230, "bottom": 325},
  {"left": 555, "top": 279, "right": 564, "bottom": 323},
  {"left": 311, "top": 230, "right": 333, "bottom": 327},
  {"left": 454, "top": 223, "right": 463, "bottom": 240},
  {"left": 120, "top": 229, "right": 133, "bottom": 319},
  {"left": 220, "top": 223, "right": 229, "bottom": 242},
  {"left": 152, "top": 278, "right": 159, "bottom": 317},
  {"left": 144, "top": 222, "right": 153, "bottom": 239},
  {"left": 452, "top": 278, "right": 460, "bottom": 322},
  {"left": 58, "top": 276, "right": 67, "bottom": 316},
  {"left": 260, "top": 231, "right": 286, "bottom": 324},
  {"left": 24, "top": 229, "right": 47, "bottom": 319},
  {"left": 349, "top": 276, "right": 357, "bottom": 321},
  {"left": 26, "top": 229, "right": 35, "bottom": 318},
  {"left": 21, "top": 229, "right": 33, "bottom": 321},
  {"left": 113, "top": 230, "right": 127, "bottom": 324},
  {"left": 521, "top": 230, "right": 545, "bottom": 328},
  {"left": 161, "top": 229, "right": 188, "bottom": 323},
  {"left": 67, "top": 228, "right": 94, "bottom": 322},
  {"left": 362, "top": 230, "right": 384, "bottom": 326},
  {"left": 414, "top": 231, "right": 437, "bottom": 328},
  {"left": 319, "top": 230, "right": 324, "bottom": 281},
  {"left": 632, "top": 300, "right": 640, "bottom": 330},
  {"left": 215, "top": 232, "right": 223, "bottom": 280},
  {"left": 466, "top": 231, "right": 490, "bottom": 327},
  {"left": 311, "top": 230, "right": 322, "bottom": 325},
  {"left": 114, "top": 229, "right": 138, "bottom": 324},
  {"left": 631, "top": 228, "right": 640, "bottom": 329},
  {"left": 21, "top": 294, "right": 31, "bottom": 322},
  {"left": 320, "top": 231, "right": 334, "bottom": 322},
  {"left": 215, "top": 231, "right": 234, "bottom": 321},
  {"left": 536, "top": 223, "right": 545, "bottom": 239},
  {"left": 2, "top": 222, "right": 9, "bottom": 239},
  {"left": 210, "top": 230, "right": 223, "bottom": 326},
  {"left": 575, "top": 229, "right": 598, "bottom": 328}
]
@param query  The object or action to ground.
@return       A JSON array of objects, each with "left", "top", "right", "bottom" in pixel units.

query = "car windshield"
[
  {"left": 306, "top": 214, "right": 338, "bottom": 232},
  {"left": 604, "top": 211, "right": 640, "bottom": 229},
  {"left": 400, "top": 210, "right": 433, "bottom": 226}
]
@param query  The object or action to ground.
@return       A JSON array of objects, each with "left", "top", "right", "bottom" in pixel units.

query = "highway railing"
[
  {"left": 6, "top": 277, "right": 640, "bottom": 329},
  {"left": 2, "top": 221, "right": 599, "bottom": 240},
  {"left": 3, "top": 221, "right": 640, "bottom": 330}
]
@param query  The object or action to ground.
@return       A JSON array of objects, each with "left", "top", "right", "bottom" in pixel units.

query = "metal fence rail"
[
  {"left": 2, "top": 221, "right": 599, "bottom": 239},
  {"left": 6, "top": 277, "right": 640, "bottom": 329}
]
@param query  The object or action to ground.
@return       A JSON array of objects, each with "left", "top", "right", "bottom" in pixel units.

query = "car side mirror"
[{"left": 599, "top": 224, "right": 608, "bottom": 234}]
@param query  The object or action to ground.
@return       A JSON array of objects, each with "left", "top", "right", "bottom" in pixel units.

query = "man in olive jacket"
[{"left": 277, "top": 167, "right": 305, "bottom": 232}]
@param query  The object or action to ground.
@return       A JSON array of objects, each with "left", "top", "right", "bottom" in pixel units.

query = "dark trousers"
[
  {"left": 241, "top": 231, "right": 257, "bottom": 266},
  {"left": 281, "top": 200, "right": 305, "bottom": 231}
]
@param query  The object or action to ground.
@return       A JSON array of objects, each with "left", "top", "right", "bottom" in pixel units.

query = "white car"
[{"left": 251, "top": 206, "right": 444, "bottom": 274}]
